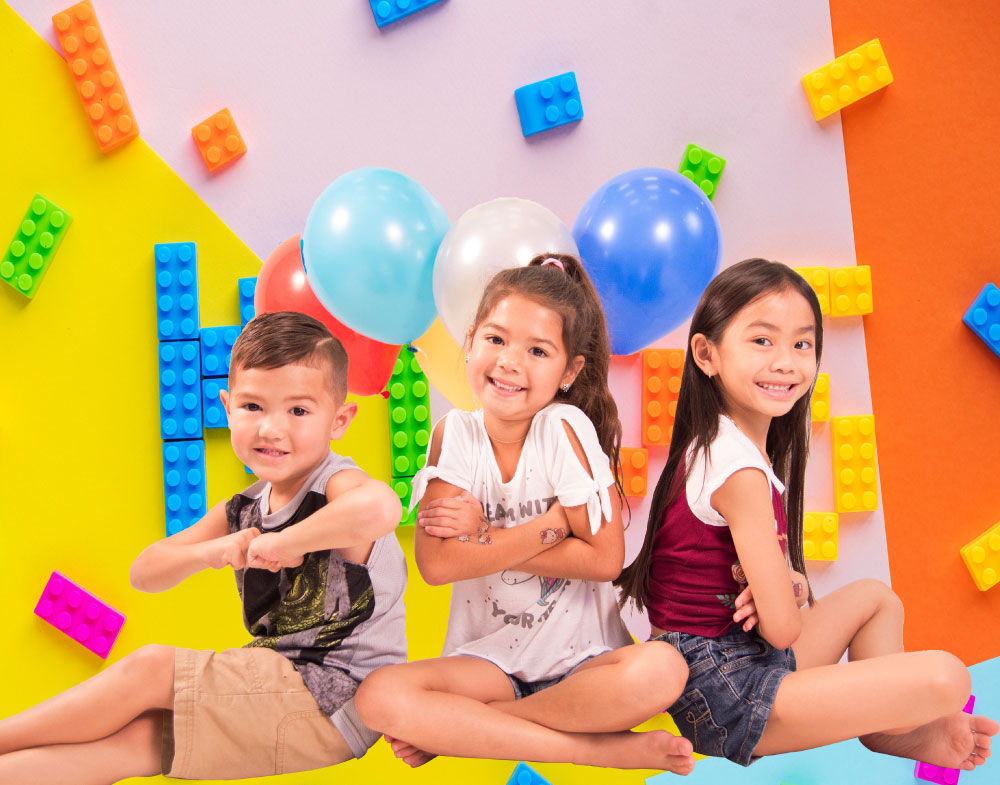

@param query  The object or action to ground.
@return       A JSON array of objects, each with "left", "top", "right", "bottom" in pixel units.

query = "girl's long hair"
[
  {"left": 470, "top": 254, "right": 624, "bottom": 499},
  {"left": 615, "top": 258, "right": 824, "bottom": 609}
]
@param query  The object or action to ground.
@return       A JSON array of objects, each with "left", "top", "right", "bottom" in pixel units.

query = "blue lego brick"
[
  {"left": 155, "top": 242, "right": 199, "bottom": 341},
  {"left": 368, "top": 0, "right": 446, "bottom": 28},
  {"left": 200, "top": 325, "right": 240, "bottom": 377},
  {"left": 963, "top": 283, "right": 1000, "bottom": 359},
  {"left": 507, "top": 762, "right": 553, "bottom": 785},
  {"left": 238, "top": 277, "right": 257, "bottom": 327},
  {"left": 162, "top": 440, "right": 207, "bottom": 536},
  {"left": 202, "top": 378, "right": 229, "bottom": 429},
  {"left": 514, "top": 71, "right": 583, "bottom": 137},
  {"left": 159, "top": 340, "right": 203, "bottom": 440}
]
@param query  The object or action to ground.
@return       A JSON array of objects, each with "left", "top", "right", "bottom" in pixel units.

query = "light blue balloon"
[
  {"left": 303, "top": 167, "right": 450, "bottom": 345},
  {"left": 573, "top": 167, "right": 722, "bottom": 355}
]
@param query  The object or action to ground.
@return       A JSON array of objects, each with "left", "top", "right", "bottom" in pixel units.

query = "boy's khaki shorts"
[{"left": 163, "top": 646, "right": 374, "bottom": 779}]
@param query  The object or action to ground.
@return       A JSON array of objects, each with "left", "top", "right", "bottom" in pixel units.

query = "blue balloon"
[
  {"left": 303, "top": 167, "right": 450, "bottom": 345},
  {"left": 572, "top": 168, "right": 722, "bottom": 355}
]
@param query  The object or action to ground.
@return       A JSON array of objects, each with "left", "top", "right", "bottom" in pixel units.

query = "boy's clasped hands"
[{"left": 201, "top": 527, "right": 304, "bottom": 573}]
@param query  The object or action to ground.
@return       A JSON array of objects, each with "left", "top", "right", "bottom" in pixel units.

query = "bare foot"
[
  {"left": 861, "top": 711, "right": 998, "bottom": 771},
  {"left": 384, "top": 734, "right": 437, "bottom": 768},
  {"left": 580, "top": 729, "right": 695, "bottom": 773}
]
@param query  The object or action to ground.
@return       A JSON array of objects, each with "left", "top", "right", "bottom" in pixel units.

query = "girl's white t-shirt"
[{"left": 410, "top": 403, "right": 632, "bottom": 682}]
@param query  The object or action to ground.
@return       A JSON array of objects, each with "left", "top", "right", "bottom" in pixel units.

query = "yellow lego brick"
[
  {"left": 801, "top": 38, "right": 894, "bottom": 121},
  {"left": 803, "top": 512, "right": 838, "bottom": 560},
  {"left": 794, "top": 266, "right": 830, "bottom": 315},
  {"left": 641, "top": 349, "right": 684, "bottom": 447},
  {"left": 960, "top": 520, "right": 1000, "bottom": 592},
  {"left": 811, "top": 373, "right": 829, "bottom": 422},
  {"left": 620, "top": 447, "right": 648, "bottom": 497},
  {"left": 829, "top": 265, "right": 873, "bottom": 317},
  {"left": 832, "top": 415, "right": 878, "bottom": 513}
]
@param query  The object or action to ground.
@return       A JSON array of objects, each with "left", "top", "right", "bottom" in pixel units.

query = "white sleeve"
[
  {"left": 686, "top": 418, "right": 780, "bottom": 527},
  {"left": 539, "top": 406, "right": 615, "bottom": 535},
  {"left": 408, "top": 410, "right": 476, "bottom": 511}
]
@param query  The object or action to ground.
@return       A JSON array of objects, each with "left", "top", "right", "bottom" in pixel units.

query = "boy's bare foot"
[
  {"left": 384, "top": 735, "right": 437, "bottom": 768},
  {"left": 861, "top": 711, "right": 998, "bottom": 771}
]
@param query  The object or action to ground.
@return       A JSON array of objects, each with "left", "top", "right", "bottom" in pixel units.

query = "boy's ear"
[
  {"left": 330, "top": 401, "right": 358, "bottom": 440},
  {"left": 220, "top": 387, "right": 231, "bottom": 415},
  {"left": 689, "top": 333, "right": 717, "bottom": 377}
]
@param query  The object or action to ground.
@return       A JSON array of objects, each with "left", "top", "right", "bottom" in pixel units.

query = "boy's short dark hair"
[{"left": 229, "top": 311, "right": 349, "bottom": 403}]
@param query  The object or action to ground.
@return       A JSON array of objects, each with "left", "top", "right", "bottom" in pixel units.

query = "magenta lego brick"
[
  {"left": 34, "top": 571, "right": 125, "bottom": 659},
  {"left": 913, "top": 694, "right": 975, "bottom": 784}
]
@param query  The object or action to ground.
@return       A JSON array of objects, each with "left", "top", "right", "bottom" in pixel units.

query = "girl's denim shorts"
[{"left": 652, "top": 628, "right": 796, "bottom": 766}]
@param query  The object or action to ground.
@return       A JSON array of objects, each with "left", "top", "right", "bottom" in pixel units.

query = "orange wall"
[{"left": 829, "top": 0, "right": 1000, "bottom": 664}]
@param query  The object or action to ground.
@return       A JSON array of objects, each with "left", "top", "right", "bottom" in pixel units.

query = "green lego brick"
[
  {"left": 1, "top": 193, "right": 72, "bottom": 299},
  {"left": 388, "top": 346, "right": 431, "bottom": 478},
  {"left": 679, "top": 143, "right": 726, "bottom": 200},
  {"left": 392, "top": 477, "right": 417, "bottom": 527}
]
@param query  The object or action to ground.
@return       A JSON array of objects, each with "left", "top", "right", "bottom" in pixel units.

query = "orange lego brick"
[
  {"left": 52, "top": 1, "right": 138, "bottom": 152},
  {"left": 832, "top": 415, "right": 878, "bottom": 513},
  {"left": 641, "top": 349, "right": 684, "bottom": 447},
  {"left": 960, "top": 519, "right": 1000, "bottom": 592},
  {"left": 801, "top": 38, "right": 894, "bottom": 121},
  {"left": 794, "top": 266, "right": 830, "bottom": 315},
  {"left": 811, "top": 373, "right": 829, "bottom": 422},
  {"left": 192, "top": 109, "right": 247, "bottom": 173},
  {"left": 829, "top": 265, "right": 873, "bottom": 317},
  {"left": 619, "top": 447, "right": 648, "bottom": 497},
  {"left": 803, "top": 512, "right": 838, "bottom": 560}
]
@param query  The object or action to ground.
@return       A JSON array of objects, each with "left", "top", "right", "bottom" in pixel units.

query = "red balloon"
[{"left": 255, "top": 235, "right": 401, "bottom": 396}]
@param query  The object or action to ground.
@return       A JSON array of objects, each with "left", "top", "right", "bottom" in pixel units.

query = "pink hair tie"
[{"left": 541, "top": 257, "right": 565, "bottom": 272}]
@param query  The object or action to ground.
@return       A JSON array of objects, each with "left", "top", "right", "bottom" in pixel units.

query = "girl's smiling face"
[
  {"left": 692, "top": 286, "right": 818, "bottom": 437},
  {"left": 466, "top": 294, "right": 583, "bottom": 433}
]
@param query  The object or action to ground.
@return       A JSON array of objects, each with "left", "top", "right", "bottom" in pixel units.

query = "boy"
[{"left": 0, "top": 311, "right": 407, "bottom": 783}]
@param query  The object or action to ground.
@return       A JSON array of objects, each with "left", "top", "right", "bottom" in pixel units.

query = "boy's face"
[{"left": 221, "top": 362, "right": 355, "bottom": 493}]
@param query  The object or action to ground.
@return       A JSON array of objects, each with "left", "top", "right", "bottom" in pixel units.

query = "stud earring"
[
  {"left": 465, "top": 355, "right": 469, "bottom": 365},
  {"left": 561, "top": 384, "right": 570, "bottom": 393}
]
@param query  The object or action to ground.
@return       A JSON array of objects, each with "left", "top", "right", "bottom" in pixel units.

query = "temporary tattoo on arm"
[
  {"left": 793, "top": 582, "right": 803, "bottom": 597},
  {"left": 540, "top": 527, "right": 566, "bottom": 545},
  {"left": 458, "top": 516, "right": 492, "bottom": 545}
]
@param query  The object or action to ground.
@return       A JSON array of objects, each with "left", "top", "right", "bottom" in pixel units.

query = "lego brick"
[
  {"left": 154, "top": 242, "right": 199, "bottom": 341},
  {"left": 831, "top": 415, "right": 878, "bottom": 513},
  {"left": 801, "top": 38, "right": 893, "bottom": 121},
  {"left": 507, "top": 762, "right": 553, "bottom": 785},
  {"left": 202, "top": 378, "right": 228, "bottom": 429},
  {"left": 620, "top": 447, "right": 648, "bottom": 497},
  {"left": 514, "top": 72, "right": 583, "bottom": 137},
  {"left": 200, "top": 325, "right": 240, "bottom": 378},
  {"left": 159, "top": 340, "right": 203, "bottom": 441},
  {"left": 960, "top": 519, "right": 1000, "bottom": 592},
  {"left": 914, "top": 695, "right": 975, "bottom": 783},
  {"left": 368, "top": 0, "right": 446, "bottom": 28},
  {"left": 641, "top": 349, "right": 684, "bottom": 447},
  {"left": 163, "top": 440, "right": 207, "bottom": 536},
  {"left": 803, "top": 512, "right": 838, "bottom": 560},
  {"left": 392, "top": 478, "right": 416, "bottom": 527},
  {"left": 52, "top": 1, "right": 138, "bottom": 152},
  {"left": 1, "top": 194, "right": 72, "bottom": 299},
  {"left": 794, "top": 266, "right": 830, "bottom": 315},
  {"left": 388, "top": 347, "right": 431, "bottom": 476},
  {"left": 678, "top": 143, "right": 726, "bottom": 200},
  {"left": 962, "top": 283, "right": 1000, "bottom": 359},
  {"left": 192, "top": 108, "right": 247, "bottom": 173},
  {"left": 34, "top": 571, "right": 125, "bottom": 658},
  {"left": 238, "top": 276, "right": 257, "bottom": 327},
  {"left": 829, "top": 265, "right": 873, "bottom": 317},
  {"left": 811, "top": 372, "right": 829, "bottom": 422}
]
